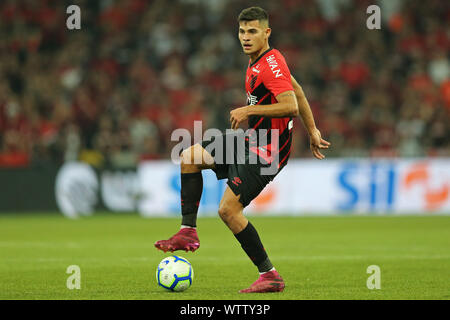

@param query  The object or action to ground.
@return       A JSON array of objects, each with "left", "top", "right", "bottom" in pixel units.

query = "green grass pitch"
[{"left": 0, "top": 213, "right": 449, "bottom": 300}]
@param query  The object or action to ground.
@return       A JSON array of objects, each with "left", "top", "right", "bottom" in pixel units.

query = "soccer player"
[{"left": 155, "top": 6, "right": 330, "bottom": 293}]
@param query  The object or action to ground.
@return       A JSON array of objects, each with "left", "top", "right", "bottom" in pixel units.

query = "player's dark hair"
[{"left": 237, "top": 7, "right": 269, "bottom": 26}]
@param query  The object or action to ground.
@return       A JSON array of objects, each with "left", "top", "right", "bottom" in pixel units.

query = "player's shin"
[
  {"left": 180, "top": 172, "right": 203, "bottom": 228},
  {"left": 234, "top": 221, "right": 274, "bottom": 273}
]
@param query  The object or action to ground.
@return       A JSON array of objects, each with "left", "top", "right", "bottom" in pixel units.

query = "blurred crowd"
[{"left": 0, "top": 0, "right": 449, "bottom": 168}]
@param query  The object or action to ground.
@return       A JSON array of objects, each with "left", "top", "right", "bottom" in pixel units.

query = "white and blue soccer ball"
[{"left": 156, "top": 255, "right": 194, "bottom": 292}]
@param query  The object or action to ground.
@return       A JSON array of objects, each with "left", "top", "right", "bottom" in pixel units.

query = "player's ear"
[{"left": 265, "top": 28, "right": 271, "bottom": 39}]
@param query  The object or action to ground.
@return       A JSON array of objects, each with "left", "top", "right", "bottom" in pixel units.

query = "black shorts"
[{"left": 200, "top": 131, "right": 276, "bottom": 208}]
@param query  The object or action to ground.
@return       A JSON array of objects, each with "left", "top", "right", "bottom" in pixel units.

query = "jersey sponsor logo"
[
  {"left": 247, "top": 91, "right": 258, "bottom": 106},
  {"left": 266, "top": 54, "right": 283, "bottom": 78}
]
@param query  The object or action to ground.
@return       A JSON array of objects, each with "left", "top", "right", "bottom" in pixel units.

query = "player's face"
[{"left": 238, "top": 20, "right": 271, "bottom": 57}]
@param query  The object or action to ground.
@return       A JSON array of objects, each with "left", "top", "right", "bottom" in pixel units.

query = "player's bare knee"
[
  {"left": 180, "top": 147, "right": 199, "bottom": 172},
  {"left": 180, "top": 147, "right": 193, "bottom": 164},
  {"left": 218, "top": 204, "right": 238, "bottom": 225},
  {"left": 218, "top": 205, "right": 231, "bottom": 223}
]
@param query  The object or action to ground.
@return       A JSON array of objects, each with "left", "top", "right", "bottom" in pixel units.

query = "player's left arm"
[{"left": 290, "top": 75, "right": 331, "bottom": 160}]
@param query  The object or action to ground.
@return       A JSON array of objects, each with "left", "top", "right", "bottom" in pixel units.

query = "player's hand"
[
  {"left": 309, "top": 128, "right": 330, "bottom": 160},
  {"left": 230, "top": 106, "right": 249, "bottom": 130}
]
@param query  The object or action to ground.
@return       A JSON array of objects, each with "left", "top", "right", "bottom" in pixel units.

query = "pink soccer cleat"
[
  {"left": 154, "top": 228, "right": 200, "bottom": 253},
  {"left": 239, "top": 270, "right": 285, "bottom": 293}
]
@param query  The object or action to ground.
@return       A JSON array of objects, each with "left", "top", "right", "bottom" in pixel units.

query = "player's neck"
[{"left": 250, "top": 43, "right": 271, "bottom": 64}]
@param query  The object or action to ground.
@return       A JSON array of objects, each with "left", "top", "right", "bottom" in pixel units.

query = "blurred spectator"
[{"left": 0, "top": 0, "right": 448, "bottom": 169}]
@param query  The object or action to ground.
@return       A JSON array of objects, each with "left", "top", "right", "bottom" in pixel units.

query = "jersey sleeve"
[{"left": 261, "top": 52, "right": 294, "bottom": 98}]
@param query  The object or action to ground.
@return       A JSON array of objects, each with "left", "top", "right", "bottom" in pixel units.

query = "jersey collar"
[{"left": 249, "top": 47, "right": 273, "bottom": 67}]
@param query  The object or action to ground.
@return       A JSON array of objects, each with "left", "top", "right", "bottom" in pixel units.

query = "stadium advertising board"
[{"left": 54, "top": 159, "right": 449, "bottom": 218}]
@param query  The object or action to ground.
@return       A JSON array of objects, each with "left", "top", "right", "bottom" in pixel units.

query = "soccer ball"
[{"left": 156, "top": 255, "right": 194, "bottom": 292}]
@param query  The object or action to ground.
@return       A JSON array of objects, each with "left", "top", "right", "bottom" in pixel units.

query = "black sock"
[
  {"left": 234, "top": 222, "right": 273, "bottom": 273},
  {"left": 180, "top": 172, "right": 203, "bottom": 227}
]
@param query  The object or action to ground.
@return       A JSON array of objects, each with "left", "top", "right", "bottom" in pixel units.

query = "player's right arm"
[{"left": 291, "top": 75, "right": 331, "bottom": 160}]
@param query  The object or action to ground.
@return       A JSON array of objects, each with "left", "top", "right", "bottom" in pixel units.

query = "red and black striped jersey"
[{"left": 244, "top": 47, "right": 294, "bottom": 173}]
